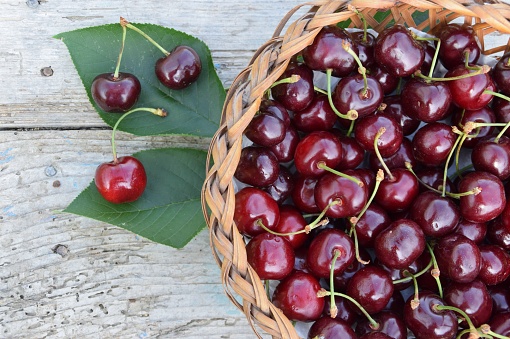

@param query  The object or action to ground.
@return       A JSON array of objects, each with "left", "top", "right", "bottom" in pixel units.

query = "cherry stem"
[
  {"left": 442, "top": 129, "right": 464, "bottom": 197},
  {"left": 350, "top": 226, "right": 370, "bottom": 265},
  {"left": 342, "top": 40, "right": 368, "bottom": 96},
  {"left": 479, "top": 324, "right": 510, "bottom": 339},
  {"left": 404, "top": 270, "right": 420, "bottom": 310},
  {"left": 456, "top": 328, "right": 488, "bottom": 339},
  {"left": 317, "top": 289, "right": 380, "bottom": 330},
  {"left": 121, "top": 17, "right": 170, "bottom": 56},
  {"left": 495, "top": 119, "right": 510, "bottom": 143},
  {"left": 434, "top": 304, "right": 478, "bottom": 335},
  {"left": 373, "top": 127, "right": 394, "bottom": 181},
  {"left": 326, "top": 69, "right": 358, "bottom": 120},
  {"left": 428, "top": 38, "right": 441, "bottom": 79},
  {"left": 265, "top": 280, "right": 270, "bottom": 299},
  {"left": 350, "top": 169, "right": 384, "bottom": 227},
  {"left": 314, "top": 86, "right": 328, "bottom": 95},
  {"left": 454, "top": 131, "right": 470, "bottom": 179},
  {"left": 348, "top": 5, "right": 368, "bottom": 42},
  {"left": 111, "top": 107, "right": 167, "bottom": 163},
  {"left": 392, "top": 257, "right": 433, "bottom": 284},
  {"left": 329, "top": 249, "right": 341, "bottom": 318},
  {"left": 317, "top": 162, "right": 364, "bottom": 187},
  {"left": 426, "top": 242, "right": 443, "bottom": 299},
  {"left": 257, "top": 200, "right": 339, "bottom": 236},
  {"left": 113, "top": 23, "right": 128, "bottom": 79},
  {"left": 346, "top": 119, "right": 355, "bottom": 137},
  {"left": 484, "top": 90, "right": 510, "bottom": 103},
  {"left": 414, "top": 64, "right": 490, "bottom": 82}
]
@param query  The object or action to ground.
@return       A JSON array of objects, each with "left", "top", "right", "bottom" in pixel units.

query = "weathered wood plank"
[
  {"left": 0, "top": 129, "right": 270, "bottom": 338},
  {"left": 0, "top": 0, "right": 304, "bottom": 130}
]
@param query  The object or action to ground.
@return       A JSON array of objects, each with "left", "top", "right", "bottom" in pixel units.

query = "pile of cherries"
[
  {"left": 234, "top": 17, "right": 510, "bottom": 339},
  {"left": 91, "top": 18, "right": 202, "bottom": 204}
]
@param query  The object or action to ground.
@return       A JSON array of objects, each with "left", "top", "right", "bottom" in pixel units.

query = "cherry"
[
  {"left": 95, "top": 107, "right": 166, "bottom": 204},
  {"left": 259, "top": 98, "right": 291, "bottom": 128},
  {"left": 487, "top": 218, "right": 510, "bottom": 251},
  {"left": 91, "top": 73, "right": 141, "bottom": 113},
  {"left": 383, "top": 291, "right": 406, "bottom": 317},
  {"left": 378, "top": 95, "right": 421, "bottom": 136},
  {"left": 493, "top": 53, "right": 510, "bottom": 95},
  {"left": 291, "top": 175, "right": 320, "bottom": 214},
  {"left": 420, "top": 41, "right": 437, "bottom": 76},
  {"left": 434, "top": 233, "right": 481, "bottom": 283},
  {"left": 307, "top": 316, "right": 358, "bottom": 339},
  {"left": 302, "top": 25, "right": 358, "bottom": 77},
  {"left": 374, "top": 218, "right": 425, "bottom": 269},
  {"left": 233, "top": 187, "right": 280, "bottom": 237},
  {"left": 458, "top": 171, "right": 506, "bottom": 223},
  {"left": 346, "top": 265, "right": 394, "bottom": 314},
  {"left": 437, "top": 23, "right": 481, "bottom": 70},
  {"left": 271, "top": 270, "right": 324, "bottom": 322},
  {"left": 409, "top": 191, "right": 460, "bottom": 238},
  {"left": 305, "top": 228, "right": 354, "bottom": 278},
  {"left": 452, "top": 106, "right": 496, "bottom": 148},
  {"left": 314, "top": 170, "right": 368, "bottom": 219},
  {"left": 95, "top": 155, "right": 147, "bottom": 203},
  {"left": 472, "top": 135, "right": 510, "bottom": 181},
  {"left": 356, "top": 310, "right": 407, "bottom": 339},
  {"left": 354, "top": 203, "right": 391, "bottom": 248},
  {"left": 478, "top": 244, "right": 510, "bottom": 286},
  {"left": 294, "top": 130, "right": 343, "bottom": 177},
  {"left": 333, "top": 73, "right": 383, "bottom": 118},
  {"left": 444, "top": 279, "right": 493, "bottom": 327},
  {"left": 453, "top": 218, "right": 487, "bottom": 244},
  {"left": 412, "top": 121, "right": 456, "bottom": 167},
  {"left": 445, "top": 64, "right": 495, "bottom": 110},
  {"left": 272, "top": 205, "right": 308, "bottom": 249},
  {"left": 292, "top": 94, "right": 337, "bottom": 132},
  {"left": 234, "top": 146, "right": 279, "bottom": 187},
  {"left": 368, "top": 137, "right": 416, "bottom": 172},
  {"left": 322, "top": 295, "right": 357, "bottom": 324},
  {"left": 368, "top": 64, "right": 400, "bottom": 95},
  {"left": 400, "top": 78, "right": 452, "bottom": 122},
  {"left": 246, "top": 233, "right": 295, "bottom": 280},
  {"left": 263, "top": 165, "right": 294, "bottom": 205},
  {"left": 403, "top": 290, "right": 458, "bottom": 339},
  {"left": 155, "top": 45, "right": 202, "bottom": 90},
  {"left": 334, "top": 133, "right": 365, "bottom": 171},
  {"left": 489, "top": 284, "right": 510, "bottom": 315},
  {"left": 268, "top": 123, "right": 300, "bottom": 163},
  {"left": 374, "top": 24, "right": 424, "bottom": 77},
  {"left": 489, "top": 311, "right": 510, "bottom": 337},
  {"left": 354, "top": 113, "right": 403, "bottom": 157},
  {"left": 374, "top": 168, "right": 419, "bottom": 214},
  {"left": 244, "top": 111, "right": 286, "bottom": 147},
  {"left": 493, "top": 96, "right": 510, "bottom": 137},
  {"left": 333, "top": 247, "right": 371, "bottom": 291},
  {"left": 271, "top": 62, "right": 314, "bottom": 112},
  {"left": 352, "top": 30, "right": 376, "bottom": 69}
]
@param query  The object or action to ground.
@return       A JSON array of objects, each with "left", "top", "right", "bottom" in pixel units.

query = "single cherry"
[
  {"left": 271, "top": 62, "right": 314, "bottom": 112},
  {"left": 434, "top": 233, "right": 481, "bottom": 283},
  {"left": 155, "top": 45, "right": 202, "bottom": 89},
  {"left": 234, "top": 146, "right": 279, "bottom": 187},
  {"left": 307, "top": 316, "right": 358, "bottom": 339},
  {"left": 346, "top": 265, "right": 394, "bottom": 314},
  {"left": 91, "top": 73, "right": 141, "bottom": 113},
  {"left": 245, "top": 233, "right": 295, "bottom": 280},
  {"left": 233, "top": 187, "right": 280, "bottom": 237}
]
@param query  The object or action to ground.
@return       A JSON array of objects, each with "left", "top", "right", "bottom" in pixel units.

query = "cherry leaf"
[
  {"left": 54, "top": 23, "right": 224, "bottom": 138},
  {"left": 64, "top": 148, "right": 208, "bottom": 248}
]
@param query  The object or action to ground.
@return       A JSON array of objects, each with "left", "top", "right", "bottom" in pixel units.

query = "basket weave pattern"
[{"left": 202, "top": 1, "right": 510, "bottom": 338}]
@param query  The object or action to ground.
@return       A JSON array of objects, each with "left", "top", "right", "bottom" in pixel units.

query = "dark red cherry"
[
  {"left": 479, "top": 244, "right": 510, "bottom": 286},
  {"left": 352, "top": 31, "right": 376, "bottom": 69},
  {"left": 355, "top": 203, "right": 391, "bottom": 248},
  {"left": 493, "top": 96, "right": 510, "bottom": 137},
  {"left": 489, "top": 311, "right": 510, "bottom": 337},
  {"left": 294, "top": 130, "right": 343, "bottom": 177},
  {"left": 268, "top": 123, "right": 300, "bottom": 163},
  {"left": 292, "top": 94, "right": 338, "bottom": 132},
  {"left": 302, "top": 25, "right": 358, "bottom": 77},
  {"left": 234, "top": 146, "right": 279, "bottom": 187},
  {"left": 334, "top": 133, "right": 365, "bottom": 171},
  {"left": 91, "top": 72, "right": 141, "bottom": 113},
  {"left": 307, "top": 316, "right": 358, "bottom": 339},
  {"left": 452, "top": 106, "right": 496, "bottom": 148},
  {"left": 155, "top": 45, "right": 202, "bottom": 90},
  {"left": 95, "top": 155, "right": 147, "bottom": 204},
  {"left": 409, "top": 191, "right": 460, "bottom": 238},
  {"left": 259, "top": 98, "right": 291, "bottom": 128},
  {"left": 435, "top": 233, "right": 481, "bottom": 283},
  {"left": 271, "top": 62, "right": 314, "bottom": 112},
  {"left": 493, "top": 53, "right": 510, "bottom": 95},
  {"left": 244, "top": 112, "right": 286, "bottom": 147},
  {"left": 487, "top": 218, "right": 510, "bottom": 251},
  {"left": 322, "top": 295, "right": 358, "bottom": 324},
  {"left": 368, "top": 137, "right": 417, "bottom": 172},
  {"left": 444, "top": 279, "right": 492, "bottom": 327},
  {"left": 356, "top": 310, "right": 407, "bottom": 339},
  {"left": 446, "top": 64, "right": 495, "bottom": 110},
  {"left": 412, "top": 122, "right": 456, "bottom": 167},
  {"left": 314, "top": 170, "right": 368, "bottom": 219},
  {"left": 374, "top": 24, "right": 425, "bottom": 77},
  {"left": 291, "top": 175, "right": 320, "bottom": 214},
  {"left": 346, "top": 265, "right": 394, "bottom": 314},
  {"left": 305, "top": 228, "right": 354, "bottom": 278},
  {"left": 437, "top": 23, "right": 481, "bottom": 70},
  {"left": 368, "top": 64, "right": 400, "bottom": 95},
  {"left": 458, "top": 171, "right": 506, "bottom": 223},
  {"left": 354, "top": 112, "right": 403, "bottom": 157},
  {"left": 454, "top": 218, "right": 487, "bottom": 244},
  {"left": 263, "top": 165, "right": 294, "bottom": 205},
  {"left": 272, "top": 270, "right": 325, "bottom": 322},
  {"left": 374, "top": 168, "right": 419, "bottom": 214},
  {"left": 403, "top": 291, "right": 458, "bottom": 339},
  {"left": 416, "top": 167, "right": 456, "bottom": 194},
  {"left": 333, "top": 247, "right": 371, "bottom": 291},
  {"left": 374, "top": 218, "right": 426, "bottom": 269},
  {"left": 233, "top": 187, "right": 280, "bottom": 237},
  {"left": 472, "top": 135, "right": 510, "bottom": 181},
  {"left": 378, "top": 95, "right": 421, "bottom": 136},
  {"left": 273, "top": 205, "right": 308, "bottom": 249},
  {"left": 420, "top": 41, "right": 437, "bottom": 75},
  {"left": 489, "top": 284, "right": 510, "bottom": 314},
  {"left": 333, "top": 74, "right": 384, "bottom": 118},
  {"left": 246, "top": 233, "right": 295, "bottom": 280},
  {"left": 401, "top": 78, "right": 452, "bottom": 122}
]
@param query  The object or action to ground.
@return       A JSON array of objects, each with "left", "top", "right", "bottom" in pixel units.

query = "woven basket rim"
[{"left": 202, "top": 1, "right": 510, "bottom": 338}]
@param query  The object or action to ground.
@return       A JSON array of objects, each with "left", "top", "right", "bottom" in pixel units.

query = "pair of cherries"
[{"left": 90, "top": 18, "right": 202, "bottom": 204}]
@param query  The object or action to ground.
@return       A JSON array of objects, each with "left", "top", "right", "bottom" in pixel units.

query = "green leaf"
[
  {"left": 55, "top": 23, "right": 225, "bottom": 138},
  {"left": 64, "top": 148, "right": 208, "bottom": 248}
]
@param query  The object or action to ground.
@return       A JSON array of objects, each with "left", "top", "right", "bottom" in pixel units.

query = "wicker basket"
[{"left": 201, "top": 1, "right": 510, "bottom": 338}]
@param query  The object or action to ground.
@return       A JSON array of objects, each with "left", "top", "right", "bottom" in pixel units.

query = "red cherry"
[
  {"left": 155, "top": 45, "right": 202, "bottom": 90},
  {"left": 91, "top": 72, "right": 141, "bottom": 113}
]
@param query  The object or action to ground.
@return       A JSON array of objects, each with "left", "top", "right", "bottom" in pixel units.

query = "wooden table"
[{"left": 0, "top": 1, "right": 302, "bottom": 337}]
